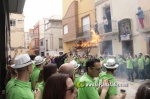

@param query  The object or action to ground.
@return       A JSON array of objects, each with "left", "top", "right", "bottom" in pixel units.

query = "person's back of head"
[
  {"left": 29, "top": 55, "right": 36, "bottom": 61},
  {"left": 59, "top": 63, "right": 75, "bottom": 81},
  {"left": 43, "top": 63, "right": 57, "bottom": 82},
  {"left": 43, "top": 73, "right": 69, "bottom": 99},
  {"left": 135, "top": 82, "right": 150, "bottom": 99},
  {"left": 138, "top": 7, "right": 141, "bottom": 10}
]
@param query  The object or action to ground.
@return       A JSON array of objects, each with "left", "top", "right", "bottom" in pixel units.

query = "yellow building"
[
  {"left": 62, "top": 0, "right": 98, "bottom": 56},
  {"left": 9, "top": 13, "right": 26, "bottom": 56}
]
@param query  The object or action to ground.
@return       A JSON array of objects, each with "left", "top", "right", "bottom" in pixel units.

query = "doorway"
[
  {"left": 101, "top": 40, "right": 113, "bottom": 55},
  {"left": 122, "top": 40, "right": 133, "bottom": 56}
]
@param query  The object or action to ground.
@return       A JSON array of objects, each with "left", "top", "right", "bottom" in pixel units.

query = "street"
[{"left": 116, "top": 77, "right": 149, "bottom": 99}]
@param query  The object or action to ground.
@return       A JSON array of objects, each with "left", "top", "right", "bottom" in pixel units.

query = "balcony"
[
  {"left": 98, "top": 20, "right": 118, "bottom": 36},
  {"left": 136, "top": 10, "right": 150, "bottom": 33},
  {"left": 77, "top": 24, "right": 91, "bottom": 38}
]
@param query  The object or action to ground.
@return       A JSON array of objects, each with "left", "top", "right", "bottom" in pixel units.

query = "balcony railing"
[
  {"left": 77, "top": 24, "right": 91, "bottom": 38},
  {"left": 136, "top": 10, "right": 150, "bottom": 33},
  {"left": 98, "top": 20, "right": 118, "bottom": 35}
]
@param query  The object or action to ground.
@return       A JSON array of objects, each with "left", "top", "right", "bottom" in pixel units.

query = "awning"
[{"left": 9, "top": 0, "right": 26, "bottom": 14}]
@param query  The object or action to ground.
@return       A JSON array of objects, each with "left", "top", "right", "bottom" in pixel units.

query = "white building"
[{"left": 44, "top": 16, "right": 63, "bottom": 56}]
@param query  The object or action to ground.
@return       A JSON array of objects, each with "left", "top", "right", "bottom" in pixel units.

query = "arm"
[
  {"left": 99, "top": 89, "right": 108, "bottom": 99},
  {"left": 34, "top": 88, "right": 41, "bottom": 99}
]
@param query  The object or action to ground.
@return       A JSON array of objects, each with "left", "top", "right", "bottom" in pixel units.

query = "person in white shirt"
[{"left": 103, "top": 17, "right": 109, "bottom": 33}]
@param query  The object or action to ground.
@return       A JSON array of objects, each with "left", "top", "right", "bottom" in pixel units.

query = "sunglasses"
[
  {"left": 90, "top": 67, "right": 102, "bottom": 71},
  {"left": 66, "top": 85, "right": 75, "bottom": 93}
]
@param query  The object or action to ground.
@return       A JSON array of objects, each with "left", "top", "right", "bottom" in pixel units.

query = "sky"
[{"left": 23, "top": 0, "right": 62, "bottom": 32}]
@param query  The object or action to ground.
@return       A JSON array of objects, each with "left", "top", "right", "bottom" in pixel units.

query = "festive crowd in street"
[{"left": 5, "top": 49, "right": 150, "bottom": 99}]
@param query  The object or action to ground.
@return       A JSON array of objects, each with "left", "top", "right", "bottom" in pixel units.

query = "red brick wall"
[{"left": 62, "top": 1, "right": 78, "bottom": 42}]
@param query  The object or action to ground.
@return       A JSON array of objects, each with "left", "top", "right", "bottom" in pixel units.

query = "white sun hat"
[
  {"left": 104, "top": 58, "right": 119, "bottom": 69},
  {"left": 11, "top": 54, "right": 33, "bottom": 69},
  {"left": 70, "top": 60, "right": 80, "bottom": 70},
  {"left": 34, "top": 56, "right": 46, "bottom": 65}
]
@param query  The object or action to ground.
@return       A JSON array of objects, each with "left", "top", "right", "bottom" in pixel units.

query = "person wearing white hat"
[
  {"left": 97, "top": 58, "right": 126, "bottom": 99},
  {"left": 30, "top": 56, "right": 45, "bottom": 90},
  {"left": 70, "top": 60, "right": 80, "bottom": 87},
  {"left": 7, "top": 54, "right": 40, "bottom": 99}
]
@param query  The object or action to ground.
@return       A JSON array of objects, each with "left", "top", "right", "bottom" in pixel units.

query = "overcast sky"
[{"left": 23, "top": 0, "right": 62, "bottom": 32}]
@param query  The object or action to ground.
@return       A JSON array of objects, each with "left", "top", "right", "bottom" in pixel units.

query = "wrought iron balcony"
[
  {"left": 136, "top": 10, "right": 150, "bottom": 33},
  {"left": 97, "top": 20, "right": 118, "bottom": 36},
  {"left": 77, "top": 24, "right": 91, "bottom": 38}
]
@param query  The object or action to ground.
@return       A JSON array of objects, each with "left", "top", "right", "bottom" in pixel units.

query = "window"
[
  {"left": 63, "top": 25, "right": 68, "bottom": 34},
  {"left": 46, "top": 40, "right": 48, "bottom": 51},
  {"left": 41, "top": 41, "right": 43, "bottom": 46},
  {"left": 10, "top": 19, "right": 16, "bottom": 26},
  {"left": 82, "top": 16, "right": 90, "bottom": 32},
  {"left": 59, "top": 38, "right": 63, "bottom": 48}
]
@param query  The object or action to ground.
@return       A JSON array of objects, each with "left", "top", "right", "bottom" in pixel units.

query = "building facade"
[
  {"left": 95, "top": 0, "right": 150, "bottom": 56},
  {"left": 44, "top": 16, "right": 63, "bottom": 56},
  {"left": 10, "top": 13, "right": 25, "bottom": 56},
  {"left": 62, "top": 0, "right": 98, "bottom": 56}
]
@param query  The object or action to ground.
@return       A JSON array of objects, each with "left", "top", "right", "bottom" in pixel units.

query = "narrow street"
[{"left": 116, "top": 77, "right": 149, "bottom": 99}]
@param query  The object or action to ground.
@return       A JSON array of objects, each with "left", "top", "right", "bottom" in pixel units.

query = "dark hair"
[
  {"left": 106, "top": 68, "right": 115, "bottom": 72},
  {"left": 43, "top": 73, "right": 69, "bottom": 99},
  {"left": 29, "top": 55, "right": 36, "bottom": 60},
  {"left": 135, "top": 82, "right": 150, "bottom": 99},
  {"left": 135, "top": 55, "right": 137, "bottom": 58},
  {"left": 37, "top": 70, "right": 43, "bottom": 83},
  {"left": 43, "top": 63, "right": 57, "bottom": 82},
  {"left": 86, "top": 59, "right": 100, "bottom": 72}
]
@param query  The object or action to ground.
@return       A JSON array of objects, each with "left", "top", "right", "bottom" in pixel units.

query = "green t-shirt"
[
  {"left": 6, "top": 77, "right": 15, "bottom": 93},
  {"left": 145, "top": 58, "right": 150, "bottom": 65},
  {"left": 35, "top": 81, "right": 45, "bottom": 99},
  {"left": 64, "top": 59, "right": 67, "bottom": 63},
  {"left": 83, "top": 59, "right": 88, "bottom": 67},
  {"left": 138, "top": 58, "right": 144, "bottom": 70},
  {"left": 126, "top": 59, "right": 133, "bottom": 69},
  {"left": 118, "top": 58, "right": 124, "bottom": 65},
  {"left": 74, "top": 74, "right": 80, "bottom": 88},
  {"left": 8, "top": 79, "right": 34, "bottom": 99},
  {"left": 32, "top": 63, "right": 35, "bottom": 71},
  {"left": 97, "top": 72, "right": 118, "bottom": 99},
  {"left": 78, "top": 73, "right": 99, "bottom": 99},
  {"left": 133, "top": 58, "right": 138, "bottom": 67},
  {"left": 30, "top": 67, "right": 41, "bottom": 89}
]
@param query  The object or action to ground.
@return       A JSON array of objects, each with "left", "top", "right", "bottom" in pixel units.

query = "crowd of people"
[{"left": 4, "top": 49, "right": 150, "bottom": 99}]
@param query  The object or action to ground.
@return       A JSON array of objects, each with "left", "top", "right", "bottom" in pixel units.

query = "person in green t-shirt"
[
  {"left": 144, "top": 55, "right": 150, "bottom": 79},
  {"left": 138, "top": 54, "right": 144, "bottom": 81},
  {"left": 5, "top": 67, "right": 18, "bottom": 94},
  {"left": 7, "top": 54, "right": 40, "bottom": 99},
  {"left": 133, "top": 55, "right": 139, "bottom": 79},
  {"left": 29, "top": 55, "right": 36, "bottom": 71},
  {"left": 35, "top": 63, "right": 57, "bottom": 99},
  {"left": 31, "top": 56, "right": 46, "bottom": 90},
  {"left": 78, "top": 59, "right": 109, "bottom": 99},
  {"left": 126, "top": 56, "right": 134, "bottom": 82},
  {"left": 97, "top": 58, "right": 126, "bottom": 99}
]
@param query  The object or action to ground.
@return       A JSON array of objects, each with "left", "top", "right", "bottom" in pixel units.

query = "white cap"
[
  {"left": 34, "top": 56, "right": 46, "bottom": 65},
  {"left": 70, "top": 60, "right": 80, "bottom": 70},
  {"left": 104, "top": 58, "right": 119, "bottom": 69},
  {"left": 11, "top": 54, "right": 32, "bottom": 69}
]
